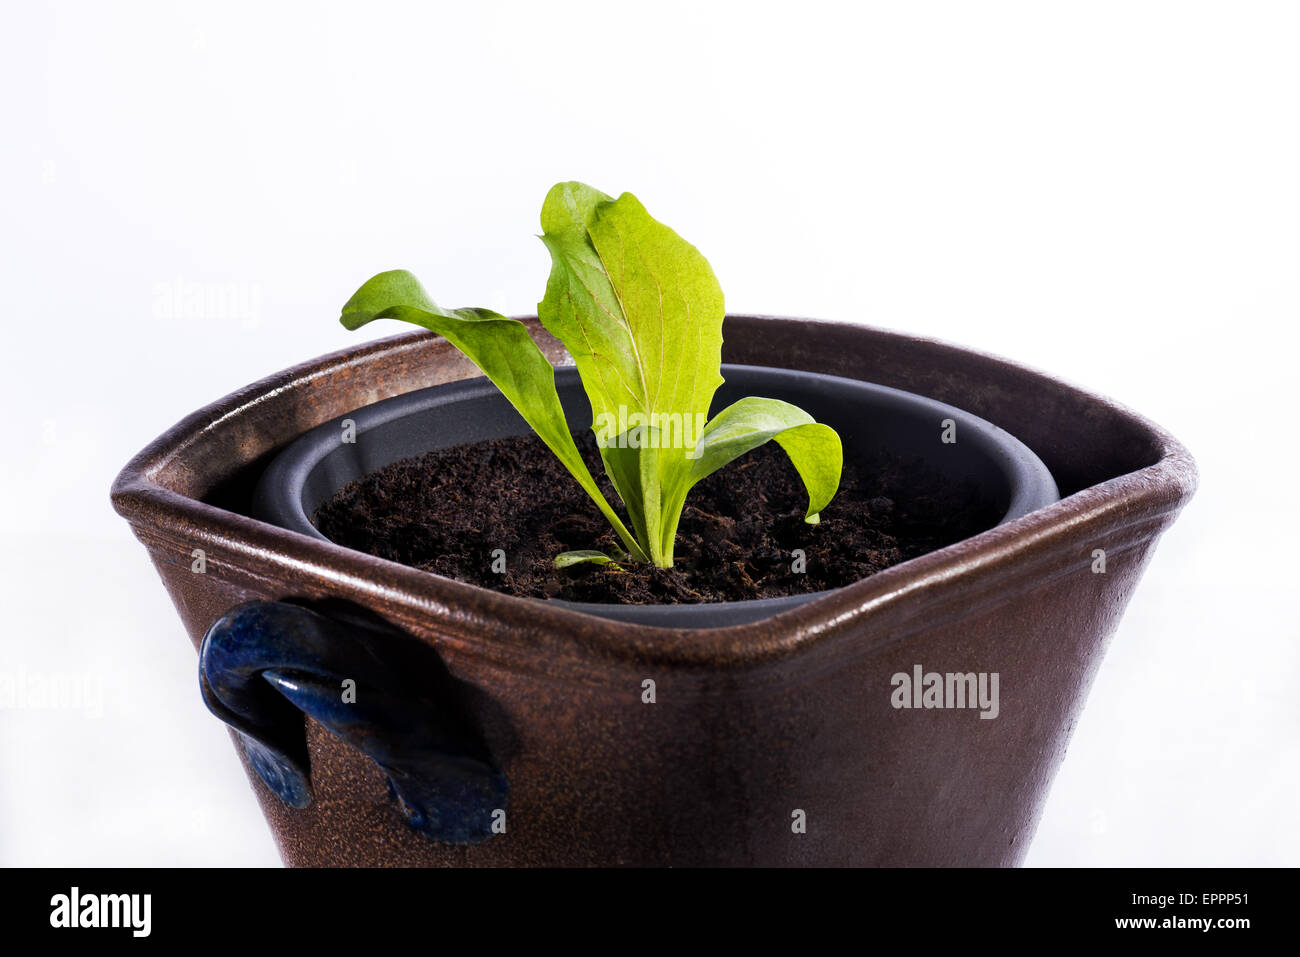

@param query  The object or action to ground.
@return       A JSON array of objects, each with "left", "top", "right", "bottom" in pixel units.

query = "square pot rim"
[{"left": 111, "top": 315, "right": 1197, "bottom": 675}]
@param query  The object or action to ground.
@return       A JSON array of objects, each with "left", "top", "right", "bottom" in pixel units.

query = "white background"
[{"left": 1, "top": 1, "right": 1296, "bottom": 867}]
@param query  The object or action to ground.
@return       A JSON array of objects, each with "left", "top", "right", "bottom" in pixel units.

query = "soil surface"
[{"left": 313, "top": 433, "right": 999, "bottom": 605}]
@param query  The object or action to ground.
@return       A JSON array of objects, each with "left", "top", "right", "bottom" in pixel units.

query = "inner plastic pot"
[{"left": 252, "top": 364, "right": 1059, "bottom": 627}]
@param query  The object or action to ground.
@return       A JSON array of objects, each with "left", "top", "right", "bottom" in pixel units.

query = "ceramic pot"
[{"left": 110, "top": 316, "right": 1196, "bottom": 866}]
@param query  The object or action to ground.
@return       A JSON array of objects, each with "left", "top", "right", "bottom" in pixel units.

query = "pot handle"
[{"left": 198, "top": 600, "right": 507, "bottom": 844}]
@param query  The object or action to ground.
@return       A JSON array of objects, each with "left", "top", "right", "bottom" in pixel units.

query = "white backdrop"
[{"left": 1, "top": 0, "right": 1296, "bottom": 866}]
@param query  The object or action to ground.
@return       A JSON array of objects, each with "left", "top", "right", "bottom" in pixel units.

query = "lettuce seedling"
[{"left": 340, "top": 182, "right": 842, "bottom": 570}]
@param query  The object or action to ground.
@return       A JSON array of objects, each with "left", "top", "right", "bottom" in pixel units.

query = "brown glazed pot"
[{"left": 111, "top": 316, "right": 1196, "bottom": 866}]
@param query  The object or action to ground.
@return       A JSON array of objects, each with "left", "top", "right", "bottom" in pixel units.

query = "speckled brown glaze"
[{"left": 111, "top": 317, "right": 1196, "bottom": 866}]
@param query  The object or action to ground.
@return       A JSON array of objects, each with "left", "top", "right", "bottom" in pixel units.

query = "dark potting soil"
[{"left": 313, "top": 433, "right": 1000, "bottom": 605}]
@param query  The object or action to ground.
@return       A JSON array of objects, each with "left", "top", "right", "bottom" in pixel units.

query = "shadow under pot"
[{"left": 252, "top": 364, "right": 1061, "bottom": 628}]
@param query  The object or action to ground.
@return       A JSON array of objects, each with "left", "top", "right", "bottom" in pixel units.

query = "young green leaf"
[
  {"left": 553, "top": 550, "right": 620, "bottom": 569},
  {"left": 340, "top": 269, "right": 648, "bottom": 562},
  {"left": 537, "top": 183, "right": 725, "bottom": 434},
  {"left": 538, "top": 184, "right": 727, "bottom": 567},
  {"left": 686, "top": 397, "right": 843, "bottom": 524}
]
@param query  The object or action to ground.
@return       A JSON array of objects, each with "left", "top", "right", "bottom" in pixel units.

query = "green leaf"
[
  {"left": 646, "top": 397, "right": 842, "bottom": 564},
  {"left": 340, "top": 269, "right": 648, "bottom": 562},
  {"left": 686, "top": 397, "right": 843, "bottom": 523},
  {"left": 538, "top": 183, "right": 725, "bottom": 427},
  {"left": 538, "top": 184, "right": 726, "bottom": 566},
  {"left": 553, "top": 550, "right": 619, "bottom": 569},
  {"left": 537, "top": 183, "right": 645, "bottom": 426}
]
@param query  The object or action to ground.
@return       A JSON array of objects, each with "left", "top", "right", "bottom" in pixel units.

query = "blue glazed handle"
[{"left": 199, "top": 600, "right": 507, "bottom": 844}]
